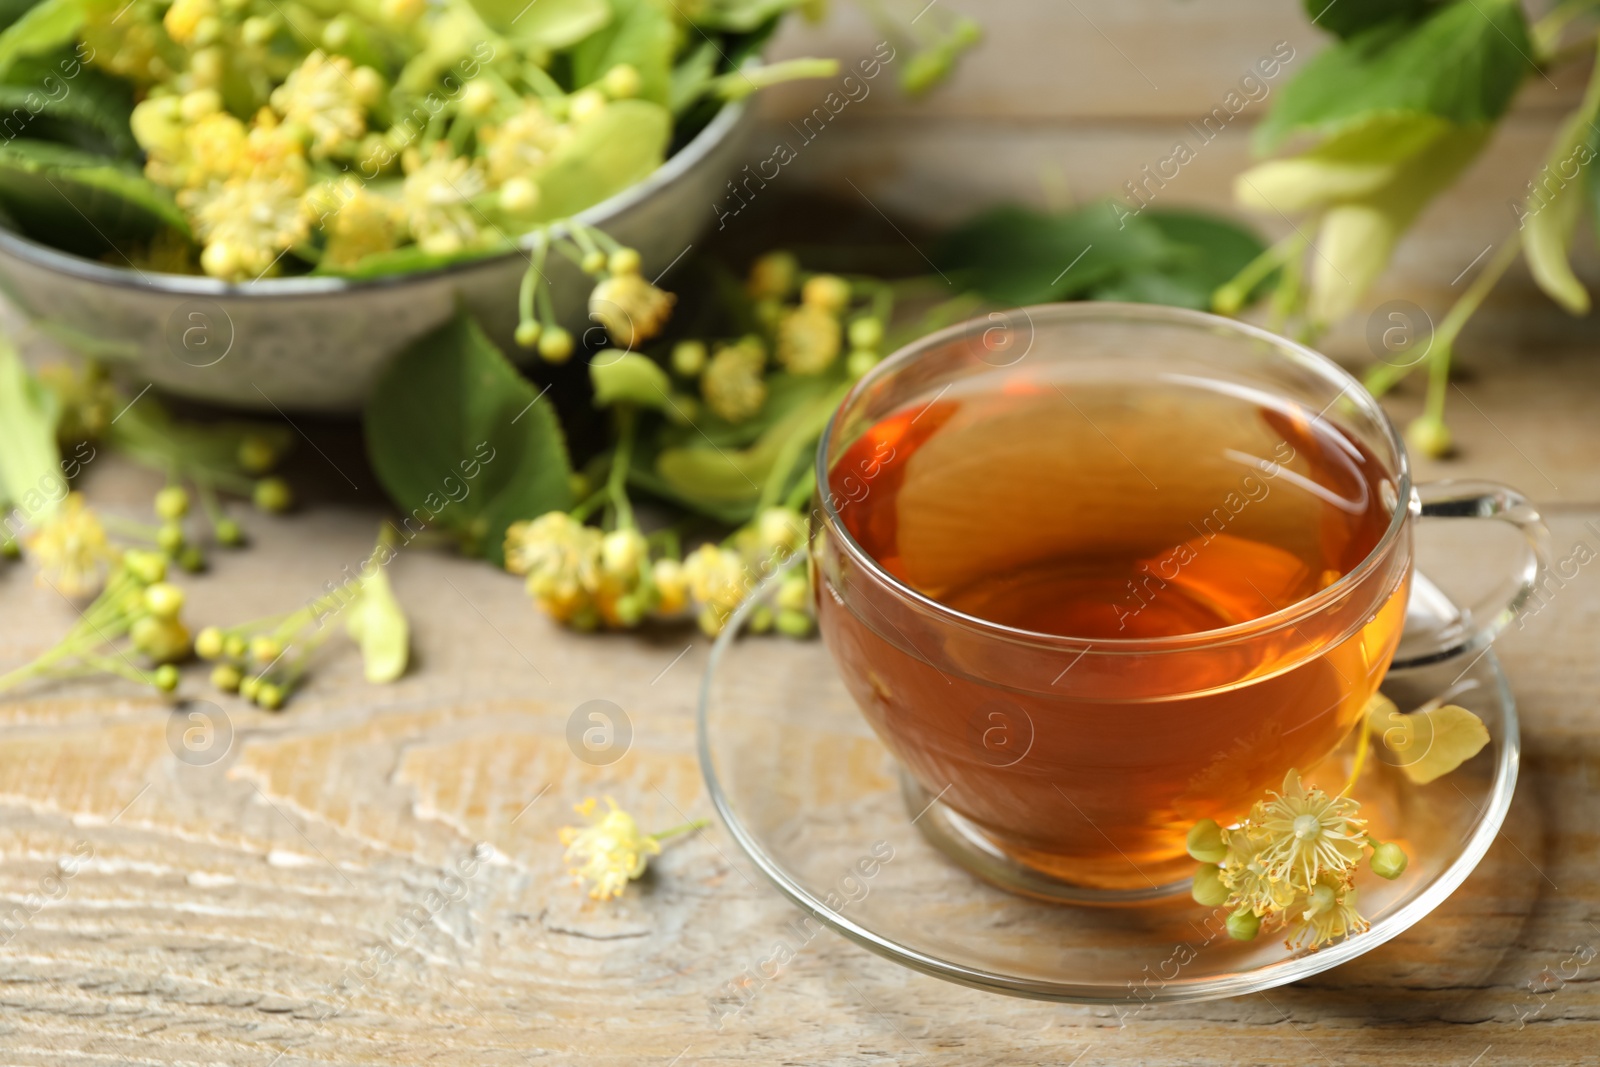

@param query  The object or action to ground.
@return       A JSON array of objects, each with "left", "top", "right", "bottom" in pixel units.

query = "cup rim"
[{"left": 813, "top": 301, "right": 1413, "bottom": 655}]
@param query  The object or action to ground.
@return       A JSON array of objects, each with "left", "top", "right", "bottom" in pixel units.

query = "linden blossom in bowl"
[{"left": 0, "top": 0, "right": 840, "bottom": 411}]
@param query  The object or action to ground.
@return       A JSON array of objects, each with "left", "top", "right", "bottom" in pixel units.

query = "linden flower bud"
[
  {"left": 132, "top": 616, "right": 192, "bottom": 665},
  {"left": 155, "top": 485, "right": 190, "bottom": 520},
  {"left": 846, "top": 349, "right": 880, "bottom": 379},
  {"left": 461, "top": 79, "right": 497, "bottom": 117},
  {"left": 143, "top": 582, "right": 185, "bottom": 620},
  {"left": 746, "top": 251, "right": 798, "bottom": 301},
  {"left": 195, "top": 626, "right": 225, "bottom": 660},
  {"left": 515, "top": 321, "right": 542, "bottom": 349},
  {"left": 539, "top": 327, "right": 574, "bottom": 363},
  {"left": 601, "top": 528, "right": 648, "bottom": 579},
  {"left": 241, "top": 14, "right": 277, "bottom": 45},
  {"left": 777, "top": 573, "right": 810, "bottom": 613},
  {"left": 567, "top": 88, "right": 607, "bottom": 124},
  {"left": 608, "top": 247, "right": 641, "bottom": 275},
  {"left": 1406, "top": 414, "right": 1453, "bottom": 459},
  {"left": 254, "top": 477, "right": 293, "bottom": 513},
  {"left": 748, "top": 603, "right": 774, "bottom": 634},
  {"left": 653, "top": 558, "right": 689, "bottom": 615},
  {"left": 664, "top": 393, "right": 698, "bottom": 425},
  {"left": 256, "top": 682, "right": 286, "bottom": 710},
  {"left": 1192, "top": 862, "right": 1230, "bottom": 906},
  {"left": 216, "top": 517, "right": 245, "bottom": 546},
  {"left": 157, "top": 522, "right": 186, "bottom": 555},
  {"left": 211, "top": 663, "right": 242, "bottom": 692},
  {"left": 1226, "top": 907, "right": 1261, "bottom": 941},
  {"left": 848, "top": 316, "right": 884, "bottom": 349},
  {"left": 801, "top": 274, "right": 850, "bottom": 313},
  {"left": 153, "top": 664, "right": 181, "bottom": 693},
  {"left": 602, "top": 63, "right": 642, "bottom": 100},
  {"left": 581, "top": 249, "right": 607, "bottom": 275},
  {"left": 380, "top": 0, "right": 424, "bottom": 24},
  {"left": 499, "top": 176, "right": 540, "bottom": 215},
  {"left": 224, "top": 635, "right": 247, "bottom": 661},
  {"left": 1369, "top": 840, "right": 1408, "bottom": 880},
  {"left": 590, "top": 273, "right": 676, "bottom": 350},
  {"left": 238, "top": 675, "right": 261, "bottom": 702},
  {"left": 124, "top": 550, "right": 166, "bottom": 586},
  {"left": 179, "top": 89, "right": 222, "bottom": 123},
  {"left": 179, "top": 544, "right": 205, "bottom": 574},
  {"left": 238, "top": 434, "right": 278, "bottom": 474},
  {"left": 249, "top": 635, "right": 283, "bottom": 666},
  {"left": 775, "top": 608, "right": 813, "bottom": 638},
  {"left": 671, "top": 340, "right": 707, "bottom": 377},
  {"left": 1186, "top": 818, "right": 1228, "bottom": 863},
  {"left": 351, "top": 66, "right": 385, "bottom": 109}
]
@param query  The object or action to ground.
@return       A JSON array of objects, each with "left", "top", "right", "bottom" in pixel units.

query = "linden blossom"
[
  {"left": 1111, "top": 40, "right": 1297, "bottom": 229},
  {"left": 714, "top": 42, "right": 898, "bottom": 230}
]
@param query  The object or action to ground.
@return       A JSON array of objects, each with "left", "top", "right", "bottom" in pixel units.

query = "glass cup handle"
[{"left": 1389, "top": 479, "right": 1552, "bottom": 670}]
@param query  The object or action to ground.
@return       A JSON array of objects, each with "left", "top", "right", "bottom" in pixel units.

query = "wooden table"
[{"left": 5, "top": 3, "right": 1600, "bottom": 1063}]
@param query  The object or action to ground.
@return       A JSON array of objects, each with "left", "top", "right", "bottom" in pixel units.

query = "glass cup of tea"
[{"left": 810, "top": 303, "right": 1548, "bottom": 902}]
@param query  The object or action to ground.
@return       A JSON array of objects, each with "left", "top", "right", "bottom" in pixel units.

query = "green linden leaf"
[
  {"left": 569, "top": 0, "right": 675, "bottom": 106},
  {"left": 684, "top": 0, "right": 803, "bottom": 33},
  {"left": 346, "top": 564, "right": 410, "bottom": 684},
  {"left": 364, "top": 309, "right": 574, "bottom": 565},
  {"left": 528, "top": 99, "right": 670, "bottom": 222},
  {"left": 0, "top": 339, "right": 62, "bottom": 524},
  {"left": 0, "top": 138, "right": 188, "bottom": 256},
  {"left": 1301, "top": 0, "right": 1434, "bottom": 41},
  {"left": 1257, "top": 0, "right": 1533, "bottom": 153},
  {"left": 0, "top": 53, "right": 138, "bottom": 159},
  {"left": 1367, "top": 695, "right": 1491, "bottom": 785},
  {"left": 1087, "top": 209, "right": 1269, "bottom": 310},
  {"left": 0, "top": 0, "right": 81, "bottom": 80},
  {"left": 1523, "top": 60, "right": 1600, "bottom": 315},
  {"left": 466, "top": 0, "right": 611, "bottom": 47}
]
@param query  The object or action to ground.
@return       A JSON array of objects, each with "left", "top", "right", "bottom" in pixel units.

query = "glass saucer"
[{"left": 696, "top": 560, "right": 1518, "bottom": 1004}]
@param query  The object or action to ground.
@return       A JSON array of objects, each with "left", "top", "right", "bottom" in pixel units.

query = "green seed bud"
[
  {"left": 515, "top": 321, "right": 542, "bottom": 349},
  {"left": 1191, "top": 863, "right": 1230, "bottom": 907},
  {"left": 256, "top": 682, "right": 285, "bottom": 710},
  {"left": 801, "top": 274, "right": 850, "bottom": 313},
  {"left": 132, "top": 616, "right": 192, "bottom": 664},
  {"left": 847, "top": 317, "right": 883, "bottom": 349},
  {"left": 581, "top": 250, "right": 606, "bottom": 275},
  {"left": 1226, "top": 907, "right": 1261, "bottom": 941},
  {"left": 157, "top": 522, "right": 186, "bottom": 554},
  {"left": 210, "top": 663, "right": 242, "bottom": 692},
  {"left": 1406, "top": 415, "right": 1453, "bottom": 459},
  {"left": 154, "top": 485, "right": 190, "bottom": 520},
  {"left": 215, "top": 517, "right": 245, "bottom": 547},
  {"left": 608, "top": 247, "right": 642, "bottom": 275},
  {"left": 223, "top": 635, "right": 247, "bottom": 661},
  {"left": 124, "top": 549, "right": 167, "bottom": 585},
  {"left": 195, "top": 626, "right": 225, "bottom": 660},
  {"left": 671, "top": 340, "right": 707, "bottom": 377},
  {"left": 143, "top": 582, "right": 185, "bottom": 619},
  {"left": 249, "top": 635, "right": 283, "bottom": 666},
  {"left": 539, "top": 327, "right": 574, "bottom": 363},
  {"left": 1186, "top": 819, "right": 1228, "bottom": 863},
  {"left": 178, "top": 545, "right": 206, "bottom": 574},
  {"left": 1369, "top": 840, "right": 1409, "bottom": 880},
  {"left": 238, "top": 435, "right": 277, "bottom": 474},
  {"left": 152, "top": 664, "right": 180, "bottom": 693},
  {"left": 601, "top": 63, "right": 641, "bottom": 100},
  {"left": 253, "top": 477, "right": 293, "bottom": 513},
  {"left": 776, "top": 608, "right": 814, "bottom": 638},
  {"left": 846, "top": 349, "right": 880, "bottom": 379},
  {"left": 238, "top": 675, "right": 261, "bottom": 702}
]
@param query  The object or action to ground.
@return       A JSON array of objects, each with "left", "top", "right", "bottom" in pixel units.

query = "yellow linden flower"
[
  {"left": 480, "top": 100, "right": 570, "bottom": 185},
  {"left": 25, "top": 494, "right": 119, "bottom": 598},
  {"left": 559, "top": 797, "right": 662, "bottom": 901},
  {"left": 271, "top": 51, "right": 372, "bottom": 159},
  {"left": 776, "top": 302, "right": 841, "bottom": 374},
  {"left": 589, "top": 271, "right": 675, "bottom": 350},
  {"left": 312, "top": 181, "right": 403, "bottom": 269},
  {"left": 701, "top": 338, "right": 767, "bottom": 423},
  {"left": 237, "top": 109, "right": 310, "bottom": 188},
  {"left": 682, "top": 542, "right": 748, "bottom": 635},
  {"left": 1255, "top": 770, "right": 1366, "bottom": 888},
  {"left": 401, "top": 145, "right": 487, "bottom": 255},
  {"left": 1218, "top": 821, "right": 1297, "bottom": 916},
  {"left": 162, "top": 0, "right": 216, "bottom": 46},
  {"left": 504, "top": 511, "right": 602, "bottom": 625},
  {"left": 1288, "top": 873, "right": 1369, "bottom": 951},
  {"left": 189, "top": 177, "right": 310, "bottom": 280}
]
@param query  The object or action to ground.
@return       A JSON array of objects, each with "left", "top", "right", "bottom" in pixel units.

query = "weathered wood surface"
[{"left": 3, "top": 3, "right": 1600, "bottom": 1064}]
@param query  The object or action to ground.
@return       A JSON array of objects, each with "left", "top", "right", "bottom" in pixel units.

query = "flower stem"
[
  {"left": 1340, "top": 722, "right": 1372, "bottom": 798},
  {"left": 651, "top": 818, "right": 708, "bottom": 841},
  {"left": 607, "top": 407, "right": 637, "bottom": 530},
  {"left": 1214, "top": 232, "right": 1301, "bottom": 316}
]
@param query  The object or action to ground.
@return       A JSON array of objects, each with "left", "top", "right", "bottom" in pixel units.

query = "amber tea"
[{"left": 815, "top": 375, "right": 1410, "bottom": 891}]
